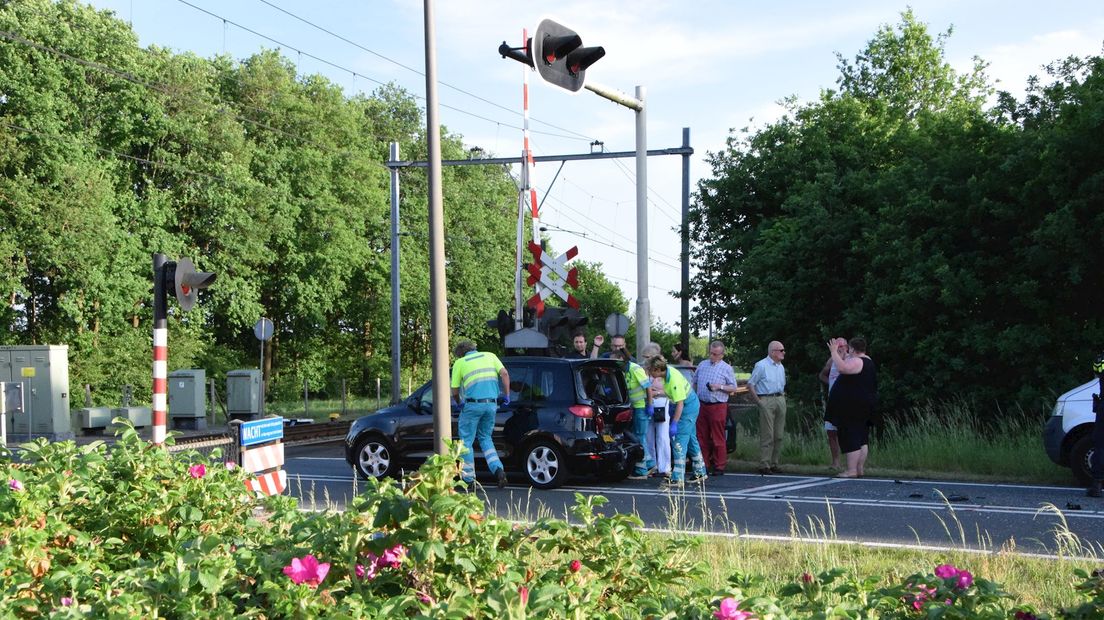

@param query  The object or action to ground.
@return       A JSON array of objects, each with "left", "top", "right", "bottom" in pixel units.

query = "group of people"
[{"left": 448, "top": 331, "right": 878, "bottom": 491}]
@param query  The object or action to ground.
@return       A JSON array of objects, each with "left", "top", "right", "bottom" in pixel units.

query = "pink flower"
[
  {"left": 188, "top": 464, "right": 207, "bottom": 479},
  {"left": 283, "top": 554, "right": 330, "bottom": 588},
  {"left": 60, "top": 597, "right": 72, "bottom": 607},
  {"left": 934, "top": 564, "right": 958, "bottom": 579},
  {"left": 714, "top": 597, "right": 755, "bottom": 620},
  {"left": 1014, "top": 612, "right": 1038, "bottom": 620},
  {"left": 569, "top": 559, "right": 582, "bottom": 573},
  {"left": 418, "top": 593, "right": 434, "bottom": 604},
  {"left": 955, "top": 570, "right": 973, "bottom": 589},
  {"left": 518, "top": 585, "right": 529, "bottom": 606},
  {"left": 379, "top": 544, "right": 406, "bottom": 568},
  {"left": 224, "top": 461, "right": 236, "bottom": 470},
  {"left": 801, "top": 572, "right": 813, "bottom": 583},
  {"left": 355, "top": 562, "right": 378, "bottom": 581},
  {"left": 8, "top": 479, "right": 23, "bottom": 492}
]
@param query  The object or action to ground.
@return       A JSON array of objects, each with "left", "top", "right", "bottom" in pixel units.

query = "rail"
[{"left": 169, "top": 420, "right": 352, "bottom": 452}]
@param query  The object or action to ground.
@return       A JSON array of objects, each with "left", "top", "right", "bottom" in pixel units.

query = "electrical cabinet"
[
  {"left": 0, "top": 345, "right": 72, "bottom": 441},
  {"left": 227, "top": 369, "right": 262, "bottom": 421},
  {"left": 168, "top": 369, "right": 207, "bottom": 430}
]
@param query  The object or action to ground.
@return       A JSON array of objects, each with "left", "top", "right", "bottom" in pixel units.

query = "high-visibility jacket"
[
  {"left": 625, "top": 362, "right": 651, "bottom": 409},
  {"left": 450, "top": 351, "right": 504, "bottom": 400},
  {"left": 663, "top": 366, "right": 696, "bottom": 405}
]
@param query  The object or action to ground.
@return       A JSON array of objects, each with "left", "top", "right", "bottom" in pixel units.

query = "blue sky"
[{"left": 83, "top": 0, "right": 1104, "bottom": 328}]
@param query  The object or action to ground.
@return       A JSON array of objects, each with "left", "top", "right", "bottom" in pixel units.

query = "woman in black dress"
[{"left": 824, "top": 337, "right": 877, "bottom": 478}]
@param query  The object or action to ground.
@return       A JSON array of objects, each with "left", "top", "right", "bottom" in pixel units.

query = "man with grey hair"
[
  {"left": 694, "top": 340, "right": 739, "bottom": 475},
  {"left": 747, "top": 340, "right": 786, "bottom": 475},
  {"left": 450, "top": 340, "right": 510, "bottom": 488}
]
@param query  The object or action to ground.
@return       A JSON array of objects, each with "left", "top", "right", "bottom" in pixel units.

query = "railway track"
[{"left": 169, "top": 420, "right": 351, "bottom": 451}]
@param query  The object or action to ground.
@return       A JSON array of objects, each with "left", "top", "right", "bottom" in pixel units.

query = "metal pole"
[
  {"left": 680, "top": 127, "right": 691, "bottom": 354},
  {"left": 389, "top": 142, "right": 402, "bottom": 404},
  {"left": 341, "top": 378, "right": 347, "bottom": 415},
  {"left": 151, "top": 253, "right": 168, "bottom": 446},
  {"left": 25, "top": 379, "right": 31, "bottom": 441},
  {"left": 634, "top": 85, "right": 650, "bottom": 357},
  {"left": 257, "top": 324, "right": 263, "bottom": 414},
  {"left": 423, "top": 0, "right": 452, "bottom": 454},
  {"left": 303, "top": 378, "right": 308, "bottom": 418}
]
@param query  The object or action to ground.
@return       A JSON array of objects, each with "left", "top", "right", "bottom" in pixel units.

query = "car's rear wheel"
[
  {"left": 1070, "top": 433, "right": 1095, "bottom": 485},
  {"left": 353, "top": 435, "right": 398, "bottom": 480},
  {"left": 523, "top": 440, "right": 568, "bottom": 489}
]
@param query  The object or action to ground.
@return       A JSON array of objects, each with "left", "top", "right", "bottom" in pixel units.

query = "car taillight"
[{"left": 569, "top": 405, "right": 594, "bottom": 418}]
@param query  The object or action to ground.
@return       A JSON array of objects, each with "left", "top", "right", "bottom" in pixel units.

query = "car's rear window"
[
  {"left": 507, "top": 363, "right": 574, "bottom": 403},
  {"left": 577, "top": 363, "right": 628, "bottom": 405}
]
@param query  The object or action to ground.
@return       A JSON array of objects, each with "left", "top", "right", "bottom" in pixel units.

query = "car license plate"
[{"left": 602, "top": 434, "right": 614, "bottom": 443}]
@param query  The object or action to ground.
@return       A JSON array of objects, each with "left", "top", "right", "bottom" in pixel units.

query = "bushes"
[{"left": 0, "top": 426, "right": 1098, "bottom": 617}]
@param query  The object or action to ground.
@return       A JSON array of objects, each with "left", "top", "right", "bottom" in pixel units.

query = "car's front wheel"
[
  {"left": 1070, "top": 433, "right": 1095, "bottom": 485},
  {"left": 353, "top": 435, "right": 398, "bottom": 480},
  {"left": 523, "top": 440, "right": 568, "bottom": 489}
]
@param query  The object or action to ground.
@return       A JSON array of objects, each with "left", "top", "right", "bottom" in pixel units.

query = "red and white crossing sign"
[{"left": 526, "top": 242, "right": 580, "bottom": 315}]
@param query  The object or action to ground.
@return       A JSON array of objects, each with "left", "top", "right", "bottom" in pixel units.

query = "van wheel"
[
  {"left": 1070, "top": 434, "right": 1095, "bottom": 485},
  {"left": 353, "top": 435, "right": 398, "bottom": 480},
  {"left": 523, "top": 440, "right": 568, "bottom": 490}
]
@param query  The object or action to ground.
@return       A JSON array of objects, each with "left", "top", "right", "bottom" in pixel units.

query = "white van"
[{"left": 1043, "top": 379, "right": 1101, "bottom": 483}]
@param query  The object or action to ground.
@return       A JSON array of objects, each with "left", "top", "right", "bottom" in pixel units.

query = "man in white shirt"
[{"left": 748, "top": 340, "right": 786, "bottom": 475}]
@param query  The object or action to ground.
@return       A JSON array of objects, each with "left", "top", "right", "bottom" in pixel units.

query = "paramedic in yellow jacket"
[
  {"left": 646, "top": 356, "right": 707, "bottom": 489},
  {"left": 450, "top": 340, "right": 510, "bottom": 488},
  {"left": 613, "top": 349, "right": 655, "bottom": 479}
]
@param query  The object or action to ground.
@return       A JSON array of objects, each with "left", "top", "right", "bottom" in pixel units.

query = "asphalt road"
[{"left": 285, "top": 442, "right": 1104, "bottom": 556}]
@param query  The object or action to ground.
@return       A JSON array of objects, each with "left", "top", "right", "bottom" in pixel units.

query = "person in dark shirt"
[{"left": 564, "top": 329, "right": 593, "bottom": 359}]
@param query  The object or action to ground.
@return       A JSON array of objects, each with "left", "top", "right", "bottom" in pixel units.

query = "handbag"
[{"left": 652, "top": 404, "right": 666, "bottom": 423}]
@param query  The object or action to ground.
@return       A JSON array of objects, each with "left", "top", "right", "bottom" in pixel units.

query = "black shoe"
[
  {"left": 687, "top": 473, "right": 708, "bottom": 484},
  {"left": 769, "top": 465, "right": 782, "bottom": 474},
  {"left": 757, "top": 467, "right": 772, "bottom": 475},
  {"left": 1088, "top": 481, "right": 1102, "bottom": 498},
  {"left": 711, "top": 469, "right": 725, "bottom": 476},
  {"left": 496, "top": 469, "right": 507, "bottom": 489}
]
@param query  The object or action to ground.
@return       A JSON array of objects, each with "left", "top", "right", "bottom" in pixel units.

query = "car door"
[{"left": 390, "top": 382, "right": 437, "bottom": 460}]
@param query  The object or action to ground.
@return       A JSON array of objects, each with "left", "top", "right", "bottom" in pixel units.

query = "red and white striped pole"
[
  {"left": 151, "top": 253, "right": 169, "bottom": 446},
  {"left": 520, "top": 29, "right": 544, "bottom": 316}
]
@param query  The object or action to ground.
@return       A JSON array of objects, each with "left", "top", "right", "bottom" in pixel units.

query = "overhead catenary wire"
[
  {"left": 251, "top": 0, "right": 597, "bottom": 143},
  {"left": 0, "top": 28, "right": 396, "bottom": 174},
  {"left": 173, "top": 0, "right": 592, "bottom": 143},
  {"left": 540, "top": 188, "right": 682, "bottom": 266}
]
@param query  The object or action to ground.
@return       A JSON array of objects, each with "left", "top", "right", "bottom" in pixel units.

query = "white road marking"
[{"left": 284, "top": 472, "right": 1104, "bottom": 520}]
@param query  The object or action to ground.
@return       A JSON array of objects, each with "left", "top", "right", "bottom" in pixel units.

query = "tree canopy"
[
  {"left": 0, "top": 0, "right": 550, "bottom": 403},
  {"left": 690, "top": 10, "right": 1104, "bottom": 414}
]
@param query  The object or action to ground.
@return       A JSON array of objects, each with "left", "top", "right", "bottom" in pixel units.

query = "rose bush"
[{"left": 0, "top": 423, "right": 1094, "bottom": 618}]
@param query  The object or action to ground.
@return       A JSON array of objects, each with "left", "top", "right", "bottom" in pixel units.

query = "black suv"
[{"left": 344, "top": 357, "right": 643, "bottom": 489}]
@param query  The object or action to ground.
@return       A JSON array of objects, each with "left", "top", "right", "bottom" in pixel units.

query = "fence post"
[
  {"left": 228, "top": 419, "right": 242, "bottom": 467},
  {"left": 208, "top": 379, "right": 218, "bottom": 425},
  {"left": 341, "top": 378, "right": 347, "bottom": 415},
  {"left": 303, "top": 378, "right": 308, "bottom": 418},
  {"left": 376, "top": 377, "right": 381, "bottom": 411}
]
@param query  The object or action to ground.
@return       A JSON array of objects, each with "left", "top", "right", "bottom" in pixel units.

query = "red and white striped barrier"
[
  {"left": 242, "top": 442, "right": 284, "bottom": 474},
  {"left": 245, "top": 469, "right": 287, "bottom": 496}
]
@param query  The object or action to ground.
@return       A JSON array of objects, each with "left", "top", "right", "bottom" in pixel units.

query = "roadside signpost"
[{"left": 254, "top": 317, "right": 274, "bottom": 415}]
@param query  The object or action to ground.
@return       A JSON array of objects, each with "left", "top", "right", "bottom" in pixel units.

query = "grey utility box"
[
  {"left": 168, "top": 369, "right": 207, "bottom": 430},
  {"left": 111, "top": 406, "right": 151, "bottom": 429},
  {"left": 0, "top": 345, "right": 72, "bottom": 441},
  {"left": 226, "top": 369, "right": 262, "bottom": 421},
  {"left": 77, "top": 407, "right": 113, "bottom": 433}
]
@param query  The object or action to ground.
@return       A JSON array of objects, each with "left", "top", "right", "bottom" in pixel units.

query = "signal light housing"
[
  {"left": 499, "top": 18, "right": 605, "bottom": 93},
  {"left": 533, "top": 19, "right": 604, "bottom": 93}
]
